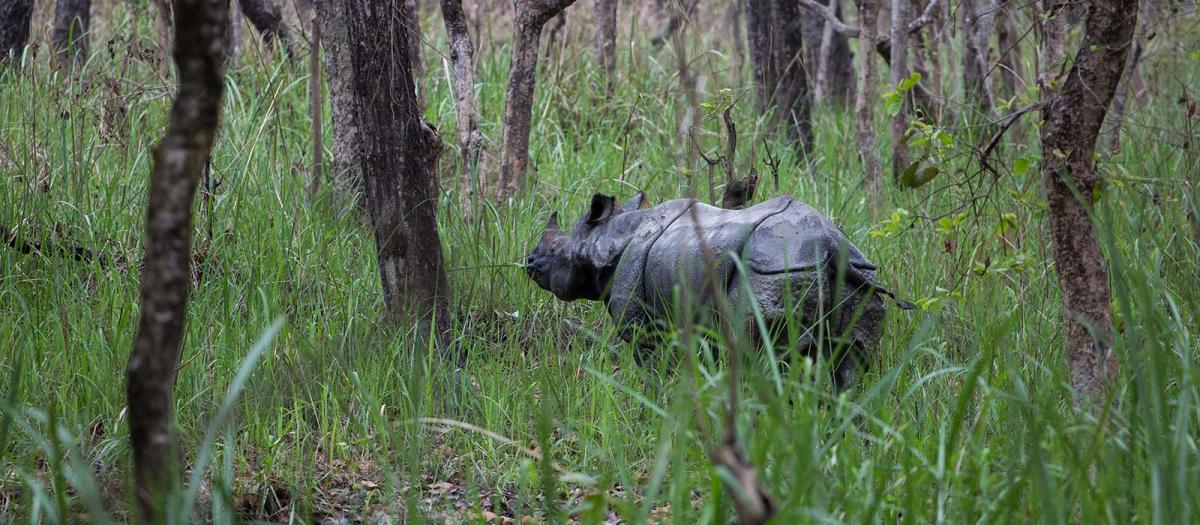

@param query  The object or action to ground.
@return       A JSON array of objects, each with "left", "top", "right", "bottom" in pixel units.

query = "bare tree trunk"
[
  {"left": 889, "top": 0, "right": 910, "bottom": 181},
  {"left": 238, "top": 0, "right": 294, "bottom": 57},
  {"left": 341, "top": 0, "right": 451, "bottom": 345},
  {"left": 402, "top": 0, "right": 425, "bottom": 108},
  {"left": 1106, "top": 37, "right": 1141, "bottom": 154},
  {"left": 814, "top": 0, "right": 855, "bottom": 106},
  {"left": 496, "top": 0, "right": 578, "bottom": 201},
  {"left": 856, "top": 0, "right": 882, "bottom": 214},
  {"left": 316, "top": 0, "right": 363, "bottom": 207},
  {"left": 51, "top": 0, "right": 89, "bottom": 71},
  {"left": 747, "top": 0, "right": 813, "bottom": 154},
  {"left": 729, "top": 0, "right": 746, "bottom": 84},
  {"left": 306, "top": 4, "right": 323, "bottom": 198},
  {"left": 126, "top": 0, "right": 228, "bottom": 520},
  {"left": 592, "top": 0, "right": 617, "bottom": 86},
  {"left": 440, "top": 0, "right": 485, "bottom": 205},
  {"left": 994, "top": 1, "right": 1022, "bottom": 101},
  {"left": 963, "top": 0, "right": 998, "bottom": 121},
  {"left": 1039, "top": 0, "right": 1136, "bottom": 405},
  {"left": 650, "top": 0, "right": 695, "bottom": 48},
  {"left": 151, "top": 0, "right": 173, "bottom": 71},
  {"left": 1, "top": 0, "right": 34, "bottom": 61}
]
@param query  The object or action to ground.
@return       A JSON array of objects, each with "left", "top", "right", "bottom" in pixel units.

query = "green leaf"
[{"left": 1014, "top": 157, "right": 1030, "bottom": 175}]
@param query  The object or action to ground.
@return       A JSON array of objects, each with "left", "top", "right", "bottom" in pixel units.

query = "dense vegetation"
[{"left": 2, "top": 2, "right": 1198, "bottom": 522}]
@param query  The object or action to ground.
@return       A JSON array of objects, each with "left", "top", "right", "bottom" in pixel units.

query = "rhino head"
[{"left": 525, "top": 192, "right": 647, "bottom": 301}]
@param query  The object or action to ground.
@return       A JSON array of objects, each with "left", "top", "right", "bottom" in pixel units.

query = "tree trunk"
[
  {"left": 963, "top": 0, "right": 998, "bottom": 121},
  {"left": 402, "top": 0, "right": 425, "bottom": 108},
  {"left": 238, "top": 0, "right": 293, "bottom": 57},
  {"left": 1, "top": 0, "right": 35, "bottom": 61},
  {"left": 126, "top": 0, "right": 228, "bottom": 520},
  {"left": 316, "top": 0, "right": 363, "bottom": 207},
  {"left": 888, "top": 0, "right": 910, "bottom": 181},
  {"left": 306, "top": 5, "right": 323, "bottom": 198},
  {"left": 729, "top": 0, "right": 746, "bottom": 84},
  {"left": 855, "top": 0, "right": 882, "bottom": 213},
  {"left": 496, "top": 0, "right": 578, "bottom": 201},
  {"left": 814, "top": 0, "right": 855, "bottom": 106},
  {"left": 51, "top": 0, "right": 89, "bottom": 71},
  {"left": 747, "top": 0, "right": 813, "bottom": 154},
  {"left": 1106, "top": 37, "right": 1141, "bottom": 154},
  {"left": 592, "top": 0, "right": 617, "bottom": 86},
  {"left": 152, "top": 0, "right": 173, "bottom": 71},
  {"left": 994, "top": 1, "right": 1022, "bottom": 101},
  {"left": 1039, "top": 0, "right": 1137, "bottom": 405},
  {"left": 341, "top": 0, "right": 451, "bottom": 344},
  {"left": 440, "top": 0, "right": 485, "bottom": 206}
]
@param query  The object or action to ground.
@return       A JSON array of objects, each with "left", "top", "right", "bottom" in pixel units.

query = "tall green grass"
[{"left": 1, "top": 5, "right": 1198, "bottom": 522}]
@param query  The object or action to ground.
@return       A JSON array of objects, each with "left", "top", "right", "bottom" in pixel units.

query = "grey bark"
[
  {"left": 496, "top": 0, "right": 579, "bottom": 200},
  {"left": 593, "top": 0, "right": 617, "bottom": 85},
  {"left": 995, "top": 1, "right": 1023, "bottom": 101},
  {"left": 1106, "top": 37, "right": 1141, "bottom": 154},
  {"left": 729, "top": 0, "right": 746, "bottom": 83},
  {"left": 126, "top": 0, "right": 228, "bottom": 520},
  {"left": 855, "top": 0, "right": 882, "bottom": 213},
  {"left": 316, "top": 0, "right": 363, "bottom": 206},
  {"left": 747, "top": 0, "right": 813, "bottom": 153},
  {"left": 402, "top": 0, "right": 424, "bottom": 108},
  {"left": 307, "top": 6, "right": 323, "bottom": 198},
  {"left": 1, "top": 0, "right": 34, "bottom": 61},
  {"left": 342, "top": 0, "right": 451, "bottom": 345},
  {"left": 440, "top": 0, "right": 485, "bottom": 202},
  {"left": 814, "top": 0, "right": 855, "bottom": 106},
  {"left": 1039, "top": 0, "right": 1137, "bottom": 405},
  {"left": 963, "top": 0, "right": 998, "bottom": 121},
  {"left": 889, "top": 0, "right": 910, "bottom": 181},
  {"left": 52, "top": 0, "right": 90, "bottom": 70}
]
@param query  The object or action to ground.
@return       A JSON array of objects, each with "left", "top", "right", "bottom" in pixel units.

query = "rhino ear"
[
  {"left": 544, "top": 212, "right": 561, "bottom": 232},
  {"left": 587, "top": 194, "right": 617, "bottom": 225},
  {"left": 617, "top": 192, "right": 647, "bottom": 214}
]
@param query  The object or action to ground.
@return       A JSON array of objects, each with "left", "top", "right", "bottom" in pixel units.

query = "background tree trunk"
[
  {"left": 747, "top": 0, "right": 813, "bottom": 154},
  {"left": 888, "top": 0, "right": 910, "bottom": 181},
  {"left": 592, "top": 0, "right": 617, "bottom": 86},
  {"left": 125, "top": 0, "right": 228, "bottom": 519},
  {"left": 51, "top": 0, "right": 89, "bottom": 71},
  {"left": 855, "top": 0, "right": 882, "bottom": 213},
  {"left": 994, "top": 1, "right": 1022, "bottom": 101},
  {"left": 316, "top": 0, "right": 363, "bottom": 207},
  {"left": 439, "top": 0, "right": 484, "bottom": 204},
  {"left": 1039, "top": 0, "right": 1137, "bottom": 405},
  {"left": 496, "top": 0, "right": 578, "bottom": 201},
  {"left": 305, "top": 2, "right": 323, "bottom": 198},
  {"left": 238, "top": 0, "right": 293, "bottom": 57},
  {"left": 403, "top": 0, "right": 425, "bottom": 108},
  {"left": 729, "top": 0, "right": 746, "bottom": 84},
  {"left": 1, "top": 0, "right": 35, "bottom": 61},
  {"left": 440, "top": 0, "right": 485, "bottom": 206},
  {"left": 814, "top": 0, "right": 855, "bottom": 106},
  {"left": 963, "top": 0, "right": 998, "bottom": 121},
  {"left": 1106, "top": 37, "right": 1141, "bottom": 154},
  {"left": 342, "top": 0, "right": 450, "bottom": 344}
]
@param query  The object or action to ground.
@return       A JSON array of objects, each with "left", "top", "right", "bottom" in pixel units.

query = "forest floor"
[{"left": 2, "top": 4, "right": 1200, "bottom": 523}]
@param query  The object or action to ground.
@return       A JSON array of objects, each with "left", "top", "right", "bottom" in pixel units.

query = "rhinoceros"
[{"left": 525, "top": 192, "right": 909, "bottom": 387}]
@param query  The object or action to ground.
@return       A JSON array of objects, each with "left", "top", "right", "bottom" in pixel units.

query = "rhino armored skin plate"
[{"left": 526, "top": 193, "right": 909, "bottom": 388}]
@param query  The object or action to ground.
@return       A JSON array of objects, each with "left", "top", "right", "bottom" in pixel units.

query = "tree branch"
[{"left": 796, "top": 0, "right": 861, "bottom": 37}]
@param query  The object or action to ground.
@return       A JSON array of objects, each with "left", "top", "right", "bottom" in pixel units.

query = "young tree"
[
  {"left": 813, "top": 0, "right": 855, "bottom": 106},
  {"left": 855, "top": 0, "right": 882, "bottom": 212},
  {"left": 316, "top": 0, "right": 363, "bottom": 205},
  {"left": 439, "top": 0, "right": 485, "bottom": 202},
  {"left": 125, "top": 0, "right": 229, "bottom": 519},
  {"left": 51, "top": 0, "right": 90, "bottom": 70},
  {"left": 341, "top": 0, "right": 451, "bottom": 342},
  {"left": 963, "top": 0, "right": 998, "bottom": 121},
  {"left": 747, "top": 0, "right": 813, "bottom": 153},
  {"left": 1039, "top": 0, "right": 1137, "bottom": 404},
  {"left": 0, "top": 0, "right": 34, "bottom": 61},
  {"left": 888, "top": 0, "right": 910, "bottom": 181},
  {"left": 592, "top": 0, "right": 617, "bottom": 86},
  {"left": 496, "top": 0, "right": 578, "bottom": 200}
]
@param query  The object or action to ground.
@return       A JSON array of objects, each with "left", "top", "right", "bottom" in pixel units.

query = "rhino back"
[
  {"left": 605, "top": 198, "right": 699, "bottom": 329},
  {"left": 743, "top": 199, "right": 878, "bottom": 275}
]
